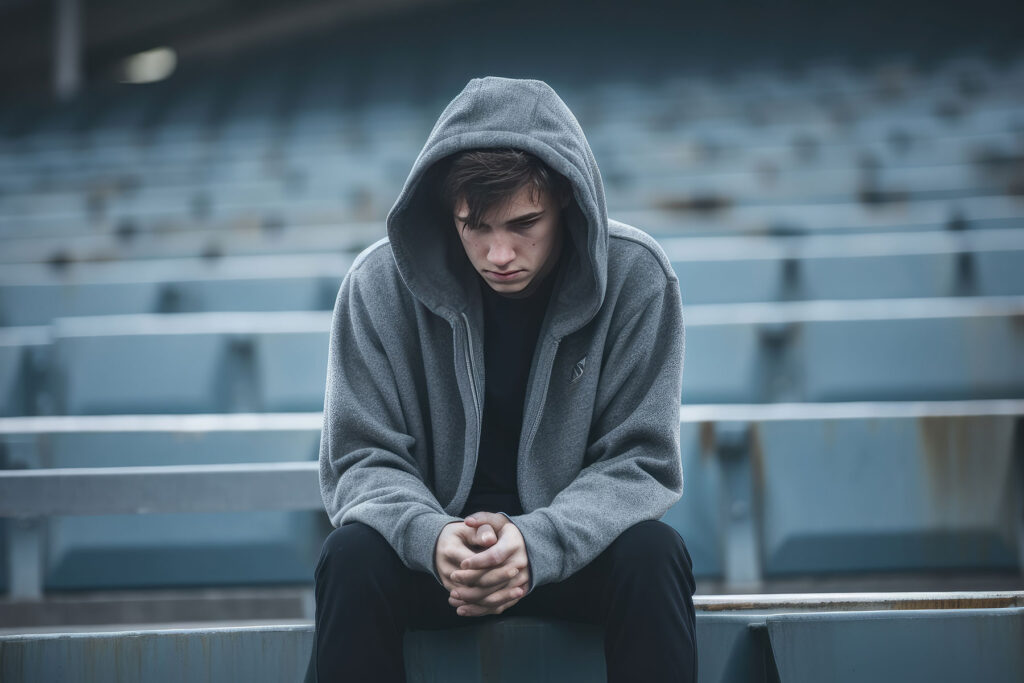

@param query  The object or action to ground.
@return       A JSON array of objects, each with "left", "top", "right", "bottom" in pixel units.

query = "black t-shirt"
[{"left": 458, "top": 246, "right": 566, "bottom": 518}]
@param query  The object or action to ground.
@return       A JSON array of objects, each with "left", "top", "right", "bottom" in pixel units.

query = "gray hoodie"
[{"left": 318, "top": 76, "right": 685, "bottom": 596}]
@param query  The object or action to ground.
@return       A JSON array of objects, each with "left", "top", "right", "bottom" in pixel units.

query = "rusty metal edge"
[{"left": 695, "top": 590, "right": 1024, "bottom": 612}]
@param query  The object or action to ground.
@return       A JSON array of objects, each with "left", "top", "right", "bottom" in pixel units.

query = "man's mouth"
[{"left": 487, "top": 270, "right": 523, "bottom": 281}]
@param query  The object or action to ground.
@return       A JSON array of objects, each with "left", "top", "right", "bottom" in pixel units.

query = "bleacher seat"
[
  {"left": 2, "top": 229, "right": 1022, "bottom": 327},
  {"left": 0, "top": 414, "right": 324, "bottom": 592},
  {"left": 0, "top": 253, "right": 347, "bottom": 326},
  {"left": 2, "top": 400, "right": 1020, "bottom": 595},
  {"left": 0, "top": 327, "right": 47, "bottom": 417},
  {"left": 1, "top": 296, "right": 1019, "bottom": 417},
  {"left": 666, "top": 229, "right": 1024, "bottom": 304},
  {"left": 682, "top": 296, "right": 1024, "bottom": 403},
  {"left": 669, "top": 401, "right": 1023, "bottom": 583}
]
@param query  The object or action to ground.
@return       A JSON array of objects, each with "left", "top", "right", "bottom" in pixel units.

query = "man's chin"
[{"left": 483, "top": 276, "right": 532, "bottom": 295}]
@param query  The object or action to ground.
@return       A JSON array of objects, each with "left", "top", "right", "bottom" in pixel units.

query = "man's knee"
[
  {"left": 315, "top": 521, "right": 402, "bottom": 585},
  {"left": 608, "top": 519, "right": 695, "bottom": 580}
]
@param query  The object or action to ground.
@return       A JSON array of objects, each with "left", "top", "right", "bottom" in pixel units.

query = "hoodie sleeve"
[
  {"left": 509, "top": 280, "right": 685, "bottom": 595},
  {"left": 318, "top": 265, "right": 463, "bottom": 586}
]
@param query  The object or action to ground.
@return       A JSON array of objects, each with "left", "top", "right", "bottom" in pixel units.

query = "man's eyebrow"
[
  {"left": 455, "top": 210, "right": 545, "bottom": 227},
  {"left": 508, "top": 211, "right": 545, "bottom": 223}
]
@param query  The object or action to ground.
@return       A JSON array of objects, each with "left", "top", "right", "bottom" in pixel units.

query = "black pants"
[{"left": 308, "top": 518, "right": 698, "bottom": 682}]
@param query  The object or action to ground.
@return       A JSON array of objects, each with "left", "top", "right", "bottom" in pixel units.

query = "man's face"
[{"left": 453, "top": 184, "right": 564, "bottom": 296}]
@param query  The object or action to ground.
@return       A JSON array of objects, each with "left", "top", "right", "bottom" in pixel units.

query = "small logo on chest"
[{"left": 570, "top": 356, "right": 587, "bottom": 384}]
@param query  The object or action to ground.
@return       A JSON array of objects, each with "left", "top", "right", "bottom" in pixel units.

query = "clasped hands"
[{"left": 434, "top": 511, "right": 532, "bottom": 617}]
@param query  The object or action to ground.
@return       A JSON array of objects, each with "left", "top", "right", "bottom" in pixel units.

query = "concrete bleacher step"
[
  {"left": 4, "top": 572, "right": 1024, "bottom": 633},
  {"left": 1, "top": 592, "right": 1021, "bottom": 683},
  {"left": 0, "top": 586, "right": 314, "bottom": 633}
]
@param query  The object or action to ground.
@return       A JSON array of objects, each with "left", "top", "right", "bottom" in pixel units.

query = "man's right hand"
[
  {"left": 434, "top": 520, "right": 526, "bottom": 615},
  {"left": 434, "top": 521, "right": 498, "bottom": 593}
]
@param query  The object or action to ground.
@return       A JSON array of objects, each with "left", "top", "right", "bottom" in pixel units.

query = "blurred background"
[{"left": 1, "top": 0, "right": 1022, "bottom": 636}]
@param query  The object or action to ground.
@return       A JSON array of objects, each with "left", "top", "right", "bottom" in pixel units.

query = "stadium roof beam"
[{"left": 52, "top": 0, "right": 80, "bottom": 100}]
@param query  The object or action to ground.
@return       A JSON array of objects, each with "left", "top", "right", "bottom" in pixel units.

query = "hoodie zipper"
[
  {"left": 460, "top": 311, "right": 482, "bottom": 427},
  {"left": 460, "top": 312, "right": 485, "bottom": 514},
  {"left": 518, "top": 336, "right": 562, "bottom": 484}
]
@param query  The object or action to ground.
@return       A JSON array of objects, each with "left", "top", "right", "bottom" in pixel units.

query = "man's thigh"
[{"left": 509, "top": 520, "right": 689, "bottom": 622}]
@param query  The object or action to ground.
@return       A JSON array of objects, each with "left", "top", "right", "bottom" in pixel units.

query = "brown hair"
[{"left": 440, "top": 148, "right": 571, "bottom": 230}]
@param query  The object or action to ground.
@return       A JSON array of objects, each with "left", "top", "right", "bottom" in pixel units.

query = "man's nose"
[{"left": 486, "top": 235, "right": 515, "bottom": 267}]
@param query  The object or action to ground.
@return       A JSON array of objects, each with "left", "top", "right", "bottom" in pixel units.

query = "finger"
[
  {"left": 454, "top": 580, "right": 526, "bottom": 609},
  {"left": 454, "top": 602, "right": 520, "bottom": 618},
  {"left": 481, "top": 581, "right": 527, "bottom": 608},
  {"left": 447, "top": 566, "right": 496, "bottom": 590},
  {"left": 442, "top": 536, "right": 478, "bottom": 568},
  {"left": 450, "top": 589, "right": 523, "bottom": 610},
  {"left": 450, "top": 572, "right": 528, "bottom": 604},
  {"left": 438, "top": 546, "right": 477, "bottom": 588},
  {"left": 460, "top": 535, "right": 514, "bottom": 570},
  {"left": 455, "top": 595, "right": 523, "bottom": 617},
  {"left": 453, "top": 524, "right": 495, "bottom": 553},
  {"left": 439, "top": 556, "right": 471, "bottom": 586},
  {"left": 464, "top": 512, "right": 507, "bottom": 529},
  {"left": 451, "top": 563, "right": 520, "bottom": 589},
  {"left": 471, "top": 523, "right": 497, "bottom": 548}
]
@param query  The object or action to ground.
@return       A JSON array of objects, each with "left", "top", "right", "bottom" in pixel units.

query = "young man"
[{"left": 310, "top": 76, "right": 696, "bottom": 682}]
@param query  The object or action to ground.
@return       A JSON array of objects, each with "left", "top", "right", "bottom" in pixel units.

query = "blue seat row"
[
  {"left": 0, "top": 415, "right": 323, "bottom": 591},
  {"left": 1, "top": 229, "right": 1021, "bottom": 325},
  {"left": 1, "top": 155, "right": 1016, "bottom": 238},
  {"left": 668, "top": 401, "right": 1023, "bottom": 582},
  {"left": 1, "top": 401, "right": 1019, "bottom": 592},
  {"left": 0, "top": 271, "right": 346, "bottom": 327},
  {"left": 669, "top": 229, "right": 1024, "bottom": 304},
  {"left": 2, "top": 296, "right": 1020, "bottom": 416}
]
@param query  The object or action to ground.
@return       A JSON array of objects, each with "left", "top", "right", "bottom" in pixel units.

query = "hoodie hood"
[{"left": 386, "top": 76, "right": 609, "bottom": 337}]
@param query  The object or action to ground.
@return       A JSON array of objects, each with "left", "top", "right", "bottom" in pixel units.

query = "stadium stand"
[{"left": 1, "top": 4, "right": 1022, "bottom": 677}]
